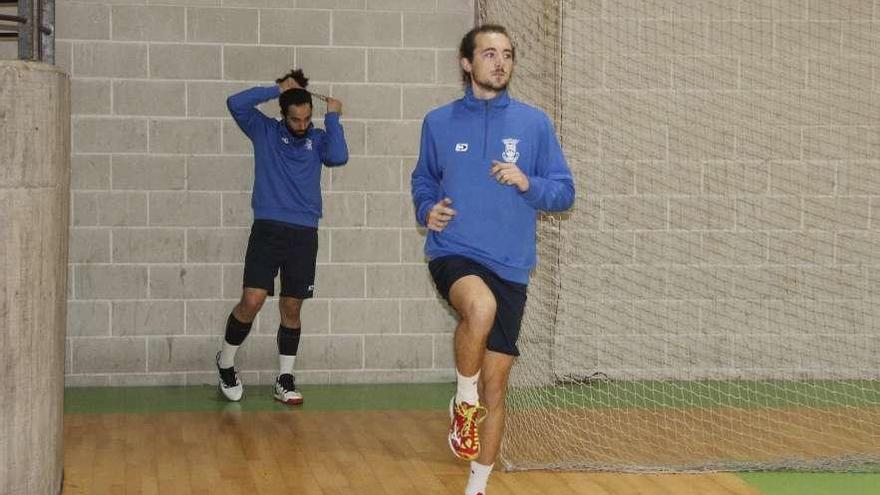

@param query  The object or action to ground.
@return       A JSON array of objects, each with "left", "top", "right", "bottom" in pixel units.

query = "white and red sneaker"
[{"left": 274, "top": 373, "right": 304, "bottom": 405}]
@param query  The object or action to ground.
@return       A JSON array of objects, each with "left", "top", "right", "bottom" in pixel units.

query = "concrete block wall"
[{"left": 50, "top": 0, "right": 473, "bottom": 386}]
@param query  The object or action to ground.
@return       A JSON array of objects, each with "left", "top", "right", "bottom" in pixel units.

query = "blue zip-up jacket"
[
  {"left": 227, "top": 85, "right": 348, "bottom": 228},
  {"left": 411, "top": 87, "right": 575, "bottom": 284}
]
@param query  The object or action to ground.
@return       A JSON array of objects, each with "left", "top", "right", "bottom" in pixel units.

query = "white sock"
[
  {"left": 218, "top": 342, "right": 239, "bottom": 369},
  {"left": 279, "top": 354, "right": 296, "bottom": 376},
  {"left": 456, "top": 369, "right": 480, "bottom": 405},
  {"left": 465, "top": 461, "right": 493, "bottom": 495}
]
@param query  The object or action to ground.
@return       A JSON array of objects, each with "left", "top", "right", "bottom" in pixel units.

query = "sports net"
[{"left": 477, "top": 0, "right": 880, "bottom": 472}]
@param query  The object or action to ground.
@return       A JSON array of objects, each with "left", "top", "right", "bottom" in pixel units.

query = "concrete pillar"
[{"left": 0, "top": 61, "right": 70, "bottom": 495}]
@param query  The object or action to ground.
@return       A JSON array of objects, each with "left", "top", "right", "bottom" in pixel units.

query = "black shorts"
[
  {"left": 243, "top": 220, "right": 318, "bottom": 298},
  {"left": 428, "top": 255, "right": 528, "bottom": 357}
]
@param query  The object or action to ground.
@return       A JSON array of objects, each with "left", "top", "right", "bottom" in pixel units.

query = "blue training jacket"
[
  {"left": 227, "top": 86, "right": 348, "bottom": 228},
  {"left": 410, "top": 87, "right": 576, "bottom": 284}
]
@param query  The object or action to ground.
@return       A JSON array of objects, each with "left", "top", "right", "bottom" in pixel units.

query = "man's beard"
[
  {"left": 473, "top": 71, "right": 510, "bottom": 92},
  {"left": 287, "top": 124, "right": 307, "bottom": 138}
]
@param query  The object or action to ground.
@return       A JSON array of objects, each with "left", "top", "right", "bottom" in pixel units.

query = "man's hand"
[
  {"left": 326, "top": 97, "right": 342, "bottom": 114},
  {"left": 278, "top": 77, "right": 301, "bottom": 92},
  {"left": 426, "top": 197, "right": 455, "bottom": 232},
  {"left": 490, "top": 160, "right": 530, "bottom": 192}
]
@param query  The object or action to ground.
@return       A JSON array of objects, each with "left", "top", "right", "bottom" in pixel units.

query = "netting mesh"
[{"left": 478, "top": 0, "right": 880, "bottom": 472}]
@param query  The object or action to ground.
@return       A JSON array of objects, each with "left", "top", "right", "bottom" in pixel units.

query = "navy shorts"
[
  {"left": 243, "top": 220, "right": 318, "bottom": 298},
  {"left": 428, "top": 255, "right": 528, "bottom": 357}
]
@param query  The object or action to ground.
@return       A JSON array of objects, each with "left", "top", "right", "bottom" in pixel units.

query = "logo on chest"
[
  {"left": 282, "top": 137, "right": 313, "bottom": 151},
  {"left": 455, "top": 143, "right": 469, "bottom": 152},
  {"left": 501, "top": 138, "right": 520, "bottom": 163}
]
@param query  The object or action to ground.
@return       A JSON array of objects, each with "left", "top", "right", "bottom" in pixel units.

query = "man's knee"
[
  {"left": 462, "top": 294, "right": 496, "bottom": 328},
  {"left": 279, "top": 298, "right": 303, "bottom": 325},
  {"left": 238, "top": 292, "right": 266, "bottom": 319},
  {"left": 280, "top": 309, "right": 301, "bottom": 325}
]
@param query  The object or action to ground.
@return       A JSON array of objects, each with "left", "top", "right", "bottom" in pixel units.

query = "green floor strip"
[
  {"left": 66, "top": 379, "right": 880, "bottom": 414},
  {"left": 65, "top": 383, "right": 455, "bottom": 414},
  {"left": 739, "top": 472, "right": 880, "bottom": 495}
]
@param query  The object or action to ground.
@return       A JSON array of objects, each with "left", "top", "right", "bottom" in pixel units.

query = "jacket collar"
[{"left": 461, "top": 85, "right": 511, "bottom": 111}]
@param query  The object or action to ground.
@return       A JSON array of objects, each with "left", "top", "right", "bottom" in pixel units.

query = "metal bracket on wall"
[{"left": 0, "top": 0, "right": 55, "bottom": 63}]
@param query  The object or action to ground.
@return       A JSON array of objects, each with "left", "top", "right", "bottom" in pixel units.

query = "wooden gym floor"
[{"left": 60, "top": 383, "right": 880, "bottom": 495}]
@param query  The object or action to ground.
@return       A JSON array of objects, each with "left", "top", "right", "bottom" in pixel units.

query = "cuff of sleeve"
[
  {"left": 416, "top": 201, "right": 433, "bottom": 227},
  {"left": 324, "top": 112, "right": 341, "bottom": 125},
  {"left": 519, "top": 176, "right": 544, "bottom": 203}
]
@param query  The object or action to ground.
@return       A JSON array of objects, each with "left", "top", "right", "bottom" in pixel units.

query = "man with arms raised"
[{"left": 216, "top": 70, "right": 347, "bottom": 406}]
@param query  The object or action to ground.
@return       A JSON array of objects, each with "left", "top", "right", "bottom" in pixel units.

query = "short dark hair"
[
  {"left": 279, "top": 88, "right": 312, "bottom": 115},
  {"left": 458, "top": 24, "right": 515, "bottom": 85}
]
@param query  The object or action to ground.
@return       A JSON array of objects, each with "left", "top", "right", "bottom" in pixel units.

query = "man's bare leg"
[
  {"left": 446, "top": 275, "right": 497, "bottom": 460},
  {"left": 232, "top": 287, "right": 268, "bottom": 323},
  {"left": 449, "top": 275, "right": 496, "bottom": 377},
  {"left": 463, "top": 349, "right": 515, "bottom": 495},
  {"left": 476, "top": 350, "right": 515, "bottom": 464}
]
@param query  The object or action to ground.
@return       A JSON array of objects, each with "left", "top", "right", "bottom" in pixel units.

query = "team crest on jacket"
[
  {"left": 305, "top": 138, "right": 313, "bottom": 150},
  {"left": 501, "top": 138, "right": 520, "bottom": 163}
]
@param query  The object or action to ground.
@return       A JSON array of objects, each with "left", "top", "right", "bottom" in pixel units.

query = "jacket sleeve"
[
  {"left": 226, "top": 86, "right": 279, "bottom": 140},
  {"left": 519, "top": 114, "right": 576, "bottom": 212},
  {"left": 410, "top": 119, "right": 442, "bottom": 227},
  {"left": 320, "top": 112, "right": 349, "bottom": 167}
]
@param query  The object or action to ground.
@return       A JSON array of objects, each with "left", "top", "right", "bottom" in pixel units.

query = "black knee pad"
[
  {"left": 277, "top": 325, "right": 302, "bottom": 356},
  {"left": 224, "top": 313, "right": 253, "bottom": 346}
]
